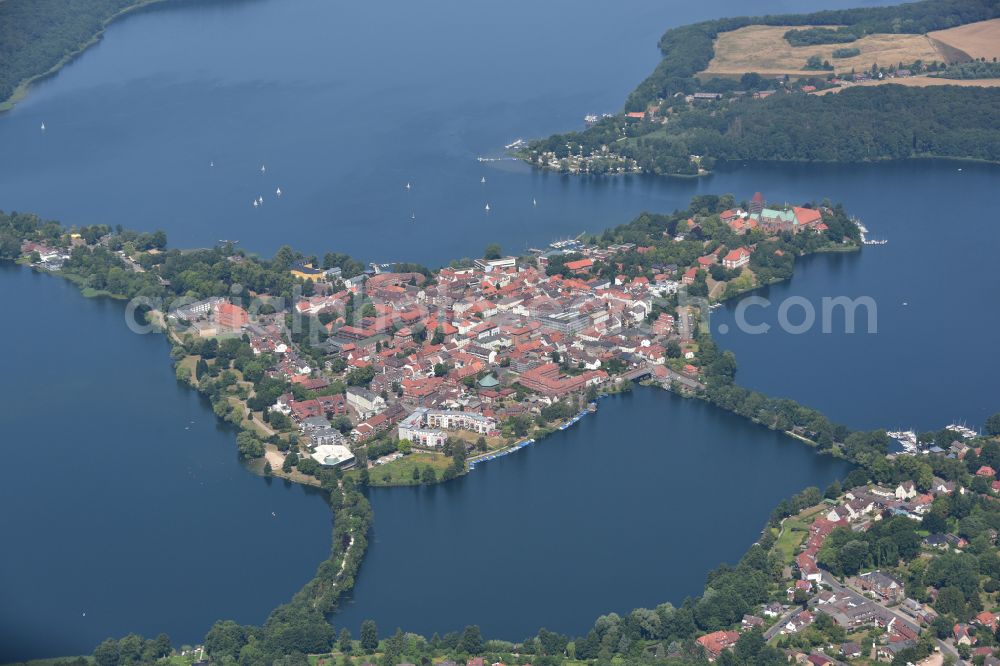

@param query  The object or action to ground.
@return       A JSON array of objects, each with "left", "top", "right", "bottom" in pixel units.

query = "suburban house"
[
  {"left": 722, "top": 247, "right": 751, "bottom": 270},
  {"left": 857, "top": 570, "right": 905, "bottom": 602},
  {"left": 696, "top": 630, "right": 740, "bottom": 660}
]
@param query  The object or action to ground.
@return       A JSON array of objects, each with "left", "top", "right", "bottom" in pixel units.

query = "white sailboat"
[
  {"left": 40, "top": 122, "right": 46, "bottom": 131},
  {"left": 252, "top": 199, "right": 258, "bottom": 208},
  {"left": 480, "top": 176, "right": 486, "bottom": 184},
  {"left": 210, "top": 161, "right": 214, "bottom": 167},
  {"left": 485, "top": 203, "right": 491, "bottom": 212},
  {"left": 405, "top": 182, "right": 411, "bottom": 190},
  {"left": 533, "top": 198, "right": 537, "bottom": 206},
  {"left": 411, "top": 213, "right": 416, "bottom": 221},
  {"left": 260, "top": 164, "right": 266, "bottom": 174},
  {"left": 276, "top": 187, "right": 282, "bottom": 197}
]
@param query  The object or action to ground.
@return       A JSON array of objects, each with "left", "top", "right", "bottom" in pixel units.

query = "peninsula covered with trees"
[{"left": 523, "top": 0, "right": 1000, "bottom": 176}]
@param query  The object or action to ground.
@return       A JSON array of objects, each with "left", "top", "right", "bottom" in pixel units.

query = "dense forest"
[
  {"left": 0, "top": 0, "right": 157, "bottom": 106},
  {"left": 530, "top": 85, "right": 1000, "bottom": 176},
  {"left": 932, "top": 59, "right": 1000, "bottom": 79}
]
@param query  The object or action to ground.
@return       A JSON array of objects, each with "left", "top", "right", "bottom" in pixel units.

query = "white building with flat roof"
[
  {"left": 474, "top": 256, "right": 517, "bottom": 272},
  {"left": 311, "top": 444, "right": 356, "bottom": 468}
]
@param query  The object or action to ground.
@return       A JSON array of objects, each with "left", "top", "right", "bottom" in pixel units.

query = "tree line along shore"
[{"left": 0, "top": 0, "right": 167, "bottom": 112}]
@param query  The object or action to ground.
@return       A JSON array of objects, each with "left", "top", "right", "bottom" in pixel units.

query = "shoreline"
[
  {"left": 0, "top": 0, "right": 166, "bottom": 113},
  {"left": 521, "top": 152, "right": 1000, "bottom": 179},
  {"left": 0, "top": 198, "right": 892, "bottom": 659}
]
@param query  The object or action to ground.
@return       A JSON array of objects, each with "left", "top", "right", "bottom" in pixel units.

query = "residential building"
[
  {"left": 216, "top": 302, "right": 249, "bottom": 330},
  {"left": 346, "top": 387, "right": 386, "bottom": 419},
  {"left": 722, "top": 247, "right": 751, "bottom": 270},
  {"left": 857, "top": 571, "right": 905, "bottom": 603}
]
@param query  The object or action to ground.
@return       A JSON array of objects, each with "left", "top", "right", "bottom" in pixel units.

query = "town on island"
[
  {"left": 12, "top": 191, "right": 857, "bottom": 484},
  {"left": 5, "top": 189, "right": 1000, "bottom": 666}
]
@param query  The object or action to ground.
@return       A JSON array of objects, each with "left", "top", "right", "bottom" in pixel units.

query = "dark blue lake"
[
  {"left": 334, "top": 386, "right": 849, "bottom": 640},
  {"left": 1, "top": 0, "right": 997, "bottom": 659},
  {"left": 0, "top": 264, "right": 332, "bottom": 661}
]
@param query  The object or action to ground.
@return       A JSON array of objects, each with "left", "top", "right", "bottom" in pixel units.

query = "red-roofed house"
[
  {"left": 722, "top": 247, "right": 752, "bottom": 270},
  {"left": 976, "top": 612, "right": 999, "bottom": 631},
  {"left": 216, "top": 302, "right": 249, "bottom": 330},
  {"left": 696, "top": 631, "right": 740, "bottom": 659},
  {"left": 564, "top": 258, "right": 594, "bottom": 275}
]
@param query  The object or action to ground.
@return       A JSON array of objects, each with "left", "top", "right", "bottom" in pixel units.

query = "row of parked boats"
[
  {"left": 888, "top": 422, "right": 980, "bottom": 453},
  {"left": 468, "top": 439, "right": 536, "bottom": 470},
  {"left": 468, "top": 402, "right": 599, "bottom": 471}
]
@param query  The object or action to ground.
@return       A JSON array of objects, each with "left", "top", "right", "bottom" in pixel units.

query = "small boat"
[
  {"left": 271, "top": 511, "right": 276, "bottom": 517},
  {"left": 532, "top": 198, "right": 537, "bottom": 206},
  {"left": 275, "top": 187, "right": 282, "bottom": 197},
  {"left": 260, "top": 164, "right": 266, "bottom": 173},
  {"left": 485, "top": 203, "right": 490, "bottom": 212},
  {"left": 480, "top": 176, "right": 486, "bottom": 183},
  {"left": 405, "top": 182, "right": 411, "bottom": 190},
  {"left": 252, "top": 199, "right": 258, "bottom": 208},
  {"left": 40, "top": 122, "right": 45, "bottom": 131},
  {"left": 411, "top": 213, "right": 416, "bottom": 220},
  {"left": 210, "top": 161, "right": 214, "bottom": 167}
]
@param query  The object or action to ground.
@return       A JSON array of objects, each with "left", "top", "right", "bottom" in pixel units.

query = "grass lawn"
[
  {"left": 177, "top": 355, "right": 199, "bottom": 382},
  {"left": 447, "top": 429, "right": 509, "bottom": 451},
  {"left": 774, "top": 504, "right": 827, "bottom": 563},
  {"left": 368, "top": 452, "right": 452, "bottom": 486}
]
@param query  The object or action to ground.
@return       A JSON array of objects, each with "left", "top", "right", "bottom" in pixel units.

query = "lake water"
[
  {"left": 0, "top": 265, "right": 333, "bottom": 661},
  {"left": 708, "top": 160, "right": 1000, "bottom": 433},
  {"left": 334, "top": 387, "right": 849, "bottom": 640},
  {"left": 1, "top": 0, "right": 997, "bottom": 658}
]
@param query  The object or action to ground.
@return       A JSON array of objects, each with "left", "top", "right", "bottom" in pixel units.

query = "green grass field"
[
  {"left": 773, "top": 504, "right": 827, "bottom": 563},
  {"left": 367, "top": 452, "right": 452, "bottom": 486}
]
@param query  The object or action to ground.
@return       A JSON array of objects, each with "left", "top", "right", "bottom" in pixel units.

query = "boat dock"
[
  {"left": 468, "top": 403, "right": 599, "bottom": 471},
  {"left": 854, "top": 217, "right": 888, "bottom": 245},
  {"left": 468, "top": 439, "right": 536, "bottom": 470}
]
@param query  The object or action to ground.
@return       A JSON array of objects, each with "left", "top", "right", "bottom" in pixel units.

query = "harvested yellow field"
[
  {"left": 703, "top": 24, "right": 948, "bottom": 77},
  {"left": 929, "top": 19, "right": 1000, "bottom": 61}
]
